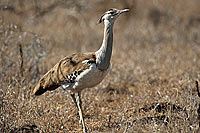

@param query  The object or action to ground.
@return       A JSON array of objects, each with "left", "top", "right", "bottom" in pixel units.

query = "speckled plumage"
[{"left": 33, "top": 53, "right": 102, "bottom": 95}]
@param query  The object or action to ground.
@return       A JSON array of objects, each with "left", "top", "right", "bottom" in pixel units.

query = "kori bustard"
[{"left": 33, "top": 8, "right": 129, "bottom": 132}]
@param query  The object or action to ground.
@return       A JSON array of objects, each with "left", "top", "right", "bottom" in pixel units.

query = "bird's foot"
[
  {"left": 79, "top": 118, "right": 87, "bottom": 133},
  {"left": 83, "top": 126, "right": 88, "bottom": 133}
]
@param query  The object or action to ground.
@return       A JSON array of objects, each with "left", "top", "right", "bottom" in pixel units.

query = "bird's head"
[{"left": 97, "top": 8, "right": 129, "bottom": 24}]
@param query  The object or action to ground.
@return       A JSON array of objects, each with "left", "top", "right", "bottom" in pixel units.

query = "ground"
[{"left": 0, "top": 0, "right": 200, "bottom": 132}]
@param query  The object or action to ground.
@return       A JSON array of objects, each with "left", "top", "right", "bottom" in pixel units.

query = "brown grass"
[{"left": 0, "top": 0, "right": 200, "bottom": 132}]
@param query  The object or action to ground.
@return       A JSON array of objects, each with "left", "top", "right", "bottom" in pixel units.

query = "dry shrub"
[{"left": 0, "top": 0, "right": 200, "bottom": 132}]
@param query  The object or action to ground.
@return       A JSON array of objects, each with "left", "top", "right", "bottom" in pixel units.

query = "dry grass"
[{"left": 0, "top": 0, "right": 200, "bottom": 132}]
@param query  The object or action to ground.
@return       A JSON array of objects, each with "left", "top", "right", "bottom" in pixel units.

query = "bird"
[{"left": 32, "top": 8, "right": 129, "bottom": 133}]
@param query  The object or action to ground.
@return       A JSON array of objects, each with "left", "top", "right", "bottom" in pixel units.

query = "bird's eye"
[
  {"left": 110, "top": 12, "right": 115, "bottom": 15},
  {"left": 107, "top": 9, "right": 116, "bottom": 15},
  {"left": 109, "top": 11, "right": 115, "bottom": 15}
]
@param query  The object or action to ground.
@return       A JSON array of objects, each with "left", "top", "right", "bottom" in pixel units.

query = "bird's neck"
[{"left": 96, "top": 20, "right": 114, "bottom": 71}]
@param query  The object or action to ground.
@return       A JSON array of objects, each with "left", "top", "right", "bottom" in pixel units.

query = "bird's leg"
[
  {"left": 71, "top": 93, "right": 78, "bottom": 108},
  {"left": 77, "top": 92, "right": 87, "bottom": 133},
  {"left": 72, "top": 93, "right": 83, "bottom": 124},
  {"left": 71, "top": 92, "right": 87, "bottom": 133},
  {"left": 78, "top": 92, "right": 83, "bottom": 114}
]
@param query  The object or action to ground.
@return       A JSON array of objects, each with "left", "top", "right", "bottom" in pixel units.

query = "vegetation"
[{"left": 0, "top": 0, "right": 200, "bottom": 132}]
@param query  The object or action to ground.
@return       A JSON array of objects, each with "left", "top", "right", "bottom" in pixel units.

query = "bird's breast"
[{"left": 72, "top": 63, "right": 110, "bottom": 92}]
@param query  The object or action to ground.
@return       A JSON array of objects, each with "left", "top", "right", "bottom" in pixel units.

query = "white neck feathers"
[{"left": 95, "top": 20, "right": 114, "bottom": 71}]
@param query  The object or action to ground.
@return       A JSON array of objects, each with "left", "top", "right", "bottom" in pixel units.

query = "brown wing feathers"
[{"left": 33, "top": 53, "right": 96, "bottom": 96}]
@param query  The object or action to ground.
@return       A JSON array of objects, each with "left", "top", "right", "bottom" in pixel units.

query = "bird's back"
[{"left": 33, "top": 53, "right": 97, "bottom": 95}]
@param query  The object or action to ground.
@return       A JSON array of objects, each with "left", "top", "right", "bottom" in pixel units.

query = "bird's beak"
[{"left": 119, "top": 9, "right": 129, "bottom": 14}]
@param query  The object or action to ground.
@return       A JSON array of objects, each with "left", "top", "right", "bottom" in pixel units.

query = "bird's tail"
[
  {"left": 32, "top": 82, "right": 47, "bottom": 96},
  {"left": 32, "top": 56, "right": 75, "bottom": 96},
  {"left": 32, "top": 68, "right": 60, "bottom": 96}
]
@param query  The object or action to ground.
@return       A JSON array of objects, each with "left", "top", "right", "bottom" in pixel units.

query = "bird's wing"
[{"left": 33, "top": 53, "right": 96, "bottom": 95}]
